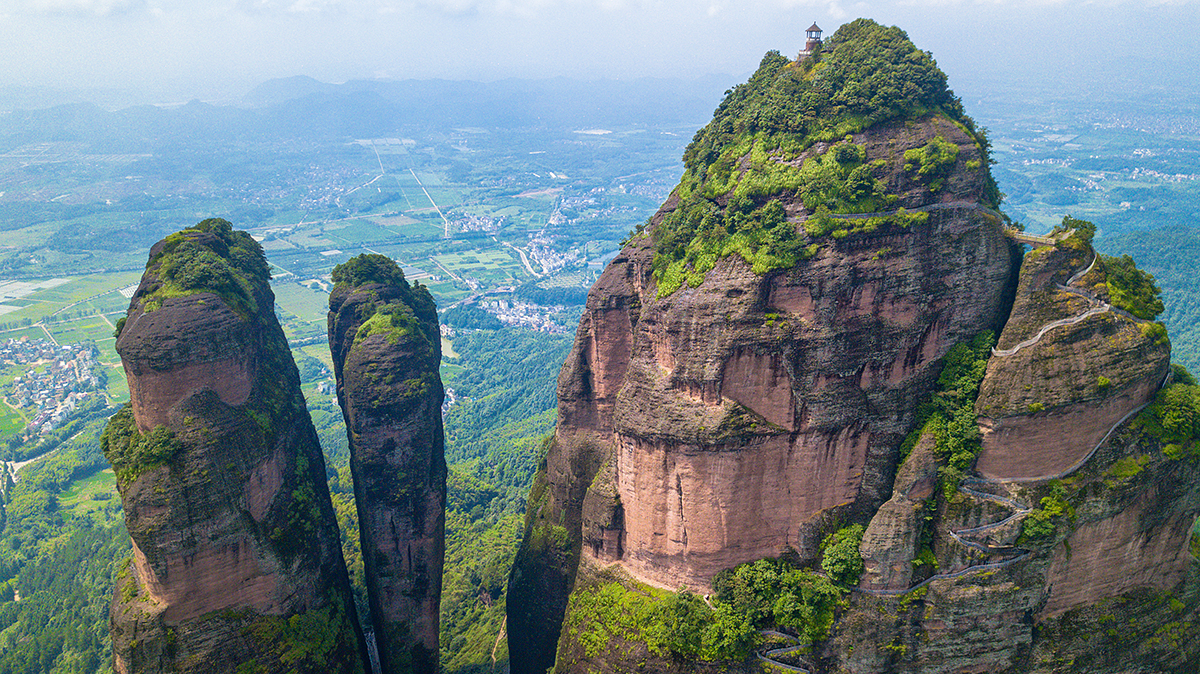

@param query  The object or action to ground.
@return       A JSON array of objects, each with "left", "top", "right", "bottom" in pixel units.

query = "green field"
[
  {"left": 25, "top": 272, "right": 142, "bottom": 305},
  {"left": 296, "top": 344, "right": 335, "bottom": 372},
  {"left": 0, "top": 272, "right": 141, "bottom": 325},
  {"left": 435, "top": 249, "right": 523, "bottom": 274},
  {"left": 0, "top": 326, "right": 52, "bottom": 342},
  {"left": 288, "top": 227, "right": 339, "bottom": 249},
  {"left": 423, "top": 280, "right": 470, "bottom": 307},
  {"left": 0, "top": 404, "right": 25, "bottom": 436},
  {"left": 370, "top": 214, "right": 420, "bottom": 229},
  {"left": 86, "top": 292, "right": 133, "bottom": 315},
  {"left": 324, "top": 219, "right": 398, "bottom": 245},
  {"left": 273, "top": 281, "right": 331, "bottom": 325},
  {"left": 58, "top": 469, "right": 120, "bottom": 524},
  {"left": 106, "top": 366, "right": 129, "bottom": 404},
  {"left": 441, "top": 363, "right": 466, "bottom": 379},
  {"left": 46, "top": 316, "right": 114, "bottom": 344}
]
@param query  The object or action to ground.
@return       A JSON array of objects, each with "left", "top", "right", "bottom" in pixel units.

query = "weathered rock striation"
[
  {"left": 974, "top": 237, "right": 1170, "bottom": 480},
  {"left": 509, "top": 18, "right": 1200, "bottom": 674},
  {"left": 327, "top": 254, "right": 446, "bottom": 674},
  {"left": 841, "top": 233, "right": 1199, "bottom": 672},
  {"left": 103, "top": 219, "right": 368, "bottom": 674}
]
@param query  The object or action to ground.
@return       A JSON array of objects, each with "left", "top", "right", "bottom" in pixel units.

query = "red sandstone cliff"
[
  {"left": 508, "top": 19, "right": 1200, "bottom": 674},
  {"left": 103, "top": 219, "right": 368, "bottom": 674},
  {"left": 327, "top": 254, "right": 446, "bottom": 674},
  {"left": 507, "top": 47, "right": 1020, "bottom": 671},
  {"left": 974, "top": 239, "right": 1170, "bottom": 480},
  {"left": 842, "top": 230, "right": 1197, "bottom": 673}
]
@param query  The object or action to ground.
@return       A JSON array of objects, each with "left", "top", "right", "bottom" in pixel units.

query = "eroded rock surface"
[
  {"left": 507, "top": 27, "right": 1020, "bottom": 672},
  {"left": 976, "top": 242, "right": 1170, "bottom": 480},
  {"left": 838, "top": 232, "right": 1199, "bottom": 673},
  {"left": 328, "top": 254, "right": 446, "bottom": 674},
  {"left": 509, "top": 18, "right": 1200, "bottom": 674},
  {"left": 104, "top": 219, "right": 368, "bottom": 674}
]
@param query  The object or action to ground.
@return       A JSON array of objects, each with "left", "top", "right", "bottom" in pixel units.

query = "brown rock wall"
[
  {"left": 976, "top": 239, "right": 1170, "bottom": 481},
  {"left": 597, "top": 204, "right": 1015, "bottom": 591},
  {"left": 859, "top": 434, "right": 938, "bottom": 592},
  {"left": 327, "top": 258, "right": 445, "bottom": 674},
  {"left": 1042, "top": 489, "right": 1194, "bottom": 616},
  {"left": 612, "top": 428, "right": 871, "bottom": 589},
  {"left": 118, "top": 294, "right": 255, "bottom": 433},
  {"left": 976, "top": 372, "right": 1164, "bottom": 480},
  {"left": 106, "top": 221, "right": 367, "bottom": 674}
]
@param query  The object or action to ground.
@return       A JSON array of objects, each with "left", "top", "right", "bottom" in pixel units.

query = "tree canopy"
[{"left": 645, "top": 19, "right": 996, "bottom": 297}]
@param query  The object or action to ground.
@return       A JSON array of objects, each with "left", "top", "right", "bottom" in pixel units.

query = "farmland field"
[
  {"left": 0, "top": 404, "right": 24, "bottom": 435},
  {"left": 58, "top": 469, "right": 121, "bottom": 524},
  {"left": 46, "top": 316, "right": 114, "bottom": 344}
]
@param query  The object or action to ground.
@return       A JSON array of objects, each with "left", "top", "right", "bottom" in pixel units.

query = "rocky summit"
[
  {"left": 103, "top": 219, "right": 368, "bottom": 674},
  {"left": 328, "top": 254, "right": 446, "bottom": 674},
  {"left": 507, "top": 19, "right": 1200, "bottom": 674}
]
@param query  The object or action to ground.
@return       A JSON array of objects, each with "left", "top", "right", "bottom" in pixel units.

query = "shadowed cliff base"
[
  {"left": 328, "top": 253, "right": 446, "bottom": 674},
  {"left": 103, "top": 219, "right": 368, "bottom": 674}
]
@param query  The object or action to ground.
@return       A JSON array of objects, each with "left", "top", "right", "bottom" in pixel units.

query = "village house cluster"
[
  {"left": 448, "top": 213, "right": 506, "bottom": 234},
  {"left": 3, "top": 338, "right": 103, "bottom": 434},
  {"left": 477, "top": 298, "right": 572, "bottom": 334}
]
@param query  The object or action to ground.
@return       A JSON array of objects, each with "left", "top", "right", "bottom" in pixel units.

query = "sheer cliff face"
[
  {"left": 103, "top": 220, "right": 367, "bottom": 674},
  {"left": 509, "top": 20, "right": 1200, "bottom": 674},
  {"left": 508, "top": 66, "right": 1020, "bottom": 672},
  {"left": 327, "top": 255, "right": 446, "bottom": 674},
  {"left": 843, "top": 234, "right": 1199, "bottom": 673},
  {"left": 574, "top": 194, "right": 1014, "bottom": 590}
]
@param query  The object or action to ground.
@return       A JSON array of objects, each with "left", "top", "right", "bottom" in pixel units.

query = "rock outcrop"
[
  {"left": 508, "top": 18, "right": 1200, "bottom": 674},
  {"left": 103, "top": 219, "right": 368, "bottom": 673},
  {"left": 508, "top": 20, "right": 1019, "bottom": 673},
  {"left": 835, "top": 227, "right": 1194, "bottom": 673},
  {"left": 327, "top": 254, "right": 446, "bottom": 674},
  {"left": 974, "top": 237, "right": 1170, "bottom": 480}
]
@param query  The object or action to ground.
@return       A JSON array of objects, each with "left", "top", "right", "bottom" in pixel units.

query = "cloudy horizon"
[{"left": 3, "top": 0, "right": 1199, "bottom": 106}]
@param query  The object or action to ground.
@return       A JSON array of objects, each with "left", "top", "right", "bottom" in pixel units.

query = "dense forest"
[{"left": 1104, "top": 227, "right": 1200, "bottom": 374}]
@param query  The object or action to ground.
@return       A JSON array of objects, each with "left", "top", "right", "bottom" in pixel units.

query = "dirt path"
[
  {"left": 501, "top": 241, "right": 540, "bottom": 278},
  {"left": 408, "top": 168, "right": 450, "bottom": 234},
  {"left": 491, "top": 616, "right": 507, "bottom": 672},
  {"left": 5, "top": 446, "right": 59, "bottom": 482}
]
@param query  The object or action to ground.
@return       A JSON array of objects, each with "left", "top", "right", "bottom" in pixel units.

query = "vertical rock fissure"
[{"left": 327, "top": 253, "right": 446, "bottom": 674}]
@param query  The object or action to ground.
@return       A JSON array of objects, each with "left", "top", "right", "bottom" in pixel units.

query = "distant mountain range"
[{"left": 0, "top": 74, "right": 733, "bottom": 153}]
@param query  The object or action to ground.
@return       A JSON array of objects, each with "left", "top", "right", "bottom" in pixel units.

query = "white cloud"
[{"left": 3, "top": 0, "right": 147, "bottom": 15}]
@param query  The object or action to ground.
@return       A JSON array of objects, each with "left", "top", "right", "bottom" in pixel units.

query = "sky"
[{"left": 2, "top": 0, "right": 1199, "bottom": 104}]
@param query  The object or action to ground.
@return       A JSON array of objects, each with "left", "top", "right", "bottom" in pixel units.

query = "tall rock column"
[
  {"left": 508, "top": 21, "right": 1022, "bottom": 673},
  {"left": 327, "top": 254, "right": 446, "bottom": 674},
  {"left": 103, "top": 219, "right": 368, "bottom": 674}
]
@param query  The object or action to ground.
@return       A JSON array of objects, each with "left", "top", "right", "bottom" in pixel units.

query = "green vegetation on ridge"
[
  {"left": 563, "top": 522, "right": 866, "bottom": 667},
  {"left": 646, "top": 19, "right": 999, "bottom": 297},
  {"left": 1137, "top": 365, "right": 1200, "bottom": 462},
  {"left": 900, "top": 332, "right": 995, "bottom": 499},
  {"left": 135, "top": 218, "right": 270, "bottom": 324}
]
